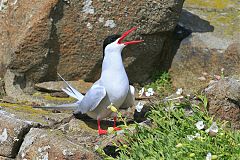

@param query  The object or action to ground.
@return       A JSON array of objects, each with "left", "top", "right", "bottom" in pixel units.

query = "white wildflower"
[
  {"left": 206, "top": 122, "right": 218, "bottom": 133},
  {"left": 176, "top": 88, "right": 183, "bottom": 95},
  {"left": 94, "top": 145, "right": 99, "bottom": 151},
  {"left": 135, "top": 101, "right": 144, "bottom": 112},
  {"left": 206, "top": 152, "right": 212, "bottom": 160},
  {"left": 187, "top": 133, "right": 201, "bottom": 141},
  {"left": 147, "top": 88, "right": 154, "bottom": 95},
  {"left": 176, "top": 143, "right": 183, "bottom": 148},
  {"left": 138, "top": 87, "right": 145, "bottom": 97},
  {"left": 195, "top": 133, "right": 201, "bottom": 138},
  {"left": 145, "top": 92, "right": 150, "bottom": 97},
  {"left": 187, "top": 135, "right": 194, "bottom": 141},
  {"left": 195, "top": 121, "right": 205, "bottom": 130},
  {"left": 209, "top": 122, "right": 218, "bottom": 133},
  {"left": 145, "top": 88, "right": 154, "bottom": 97},
  {"left": 205, "top": 128, "right": 210, "bottom": 133}
]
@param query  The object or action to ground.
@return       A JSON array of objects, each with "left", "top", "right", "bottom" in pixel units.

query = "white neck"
[{"left": 102, "top": 50, "right": 124, "bottom": 71}]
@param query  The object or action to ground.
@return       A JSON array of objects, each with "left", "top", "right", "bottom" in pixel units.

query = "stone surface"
[
  {"left": 0, "top": 78, "right": 5, "bottom": 98},
  {"left": 0, "top": 110, "right": 32, "bottom": 158},
  {"left": 204, "top": 78, "right": 240, "bottom": 129},
  {"left": 0, "top": 156, "right": 14, "bottom": 160},
  {"left": 0, "top": 0, "right": 9, "bottom": 78},
  {"left": 17, "top": 128, "right": 100, "bottom": 160},
  {"left": 0, "top": 102, "right": 73, "bottom": 127},
  {"left": 35, "top": 80, "right": 93, "bottom": 93},
  {"left": 1, "top": 0, "right": 184, "bottom": 100},
  {"left": 0, "top": 88, "right": 152, "bottom": 159},
  {"left": 169, "top": 0, "right": 240, "bottom": 93}
]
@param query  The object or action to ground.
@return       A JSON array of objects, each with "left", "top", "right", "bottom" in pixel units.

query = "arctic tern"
[{"left": 36, "top": 27, "right": 144, "bottom": 135}]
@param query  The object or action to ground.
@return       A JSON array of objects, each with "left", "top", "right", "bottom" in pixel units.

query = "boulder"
[
  {"left": 169, "top": 0, "right": 240, "bottom": 93},
  {"left": 35, "top": 80, "right": 93, "bottom": 93},
  {"left": 0, "top": 1, "right": 9, "bottom": 78},
  {"left": 0, "top": 156, "right": 14, "bottom": 160},
  {"left": 0, "top": 92, "right": 151, "bottom": 159},
  {"left": 204, "top": 78, "right": 240, "bottom": 129},
  {"left": 0, "top": 110, "right": 32, "bottom": 158},
  {"left": 0, "top": 78, "right": 5, "bottom": 98},
  {"left": 0, "top": 0, "right": 184, "bottom": 100},
  {"left": 17, "top": 128, "right": 100, "bottom": 160}
]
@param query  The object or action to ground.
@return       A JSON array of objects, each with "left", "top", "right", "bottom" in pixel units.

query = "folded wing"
[
  {"left": 74, "top": 83, "right": 106, "bottom": 114},
  {"left": 120, "top": 85, "right": 135, "bottom": 109}
]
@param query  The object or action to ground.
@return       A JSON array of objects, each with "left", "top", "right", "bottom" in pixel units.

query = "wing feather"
[
  {"left": 120, "top": 85, "right": 135, "bottom": 109},
  {"left": 74, "top": 84, "right": 106, "bottom": 114}
]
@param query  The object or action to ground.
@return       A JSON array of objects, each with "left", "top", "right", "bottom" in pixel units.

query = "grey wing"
[
  {"left": 74, "top": 83, "right": 106, "bottom": 114},
  {"left": 120, "top": 85, "right": 135, "bottom": 109}
]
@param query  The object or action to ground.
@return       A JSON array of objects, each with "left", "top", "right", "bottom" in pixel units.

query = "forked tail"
[{"left": 57, "top": 73, "right": 84, "bottom": 101}]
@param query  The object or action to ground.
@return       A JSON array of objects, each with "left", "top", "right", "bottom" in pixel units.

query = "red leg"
[
  {"left": 113, "top": 116, "right": 121, "bottom": 131},
  {"left": 97, "top": 119, "right": 107, "bottom": 135}
]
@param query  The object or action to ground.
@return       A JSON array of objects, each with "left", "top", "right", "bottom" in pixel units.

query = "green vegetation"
[
  {"left": 102, "top": 72, "right": 240, "bottom": 160},
  {"left": 145, "top": 72, "right": 173, "bottom": 98},
  {"left": 0, "top": 102, "right": 50, "bottom": 115},
  {"left": 116, "top": 98, "right": 240, "bottom": 159},
  {"left": 33, "top": 92, "right": 75, "bottom": 102},
  {"left": 186, "top": 0, "right": 238, "bottom": 9},
  {"left": 185, "top": 0, "right": 240, "bottom": 37}
]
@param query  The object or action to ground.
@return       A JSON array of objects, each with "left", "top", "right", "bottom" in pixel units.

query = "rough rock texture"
[
  {"left": 169, "top": 0, "right": 240, "bottom": 93},
  {"left": 0, "top": 0, "right": 184, "bottom": 100},
  {"left": 0, "top": 110, "right": 32, "bottom": 158},
  {"left": 0, "top": 78, "right": 5, "bottom": 98},
  {"left": 17, "top": 128, "right": 99, "bottom": 160},
  {"left": 0, "top": 0, "right": 9, "bottom": 78},
  {"left": 204, "top": 78, "right": 240, "bottom": 129},
  {"left": 0, "top": 156, "right": 14, "bottom": 160},
  {"left": 35, "top": 80, "right": 93, "bottom": 93},
  {"left": 0, "top": 92, "right": 151, "bottom": 159}
]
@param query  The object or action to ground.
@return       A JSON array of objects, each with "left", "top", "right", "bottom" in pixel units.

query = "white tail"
[{"left": 57, "top": 73, "right": 84, "bottom": 101}]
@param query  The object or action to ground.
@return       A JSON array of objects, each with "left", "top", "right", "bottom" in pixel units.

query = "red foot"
[
  {"left": 98, "top": 129, "right": 108, "bottom": 135},
  {"left": 97, "top": 119, "right": 107, "bottom": 135},
  {"left": 113, "top": 116, "right": 121, "bottom": 131},
  {"left": 114, "top": 127, "right": 121, "bottom": 131}
]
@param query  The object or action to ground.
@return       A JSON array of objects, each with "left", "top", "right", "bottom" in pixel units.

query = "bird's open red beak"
[{"left": 117, "top": 27, "right": 144, "bottom": 45}]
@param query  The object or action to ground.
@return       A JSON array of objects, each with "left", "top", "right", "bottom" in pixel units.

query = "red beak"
[{"left": 117, "top": 27, "right": 144, "bottom": 45}]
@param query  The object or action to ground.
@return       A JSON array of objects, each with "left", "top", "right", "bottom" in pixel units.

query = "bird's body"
[{"left": 35, "top": 27, "right": 143, "bottom": 135}]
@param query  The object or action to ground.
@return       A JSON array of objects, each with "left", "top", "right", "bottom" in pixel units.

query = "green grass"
[
  {"left": 145, "top": 72, "right": 173, "bottom": 98},
  {"left": 98, "top": 72, "right": 240, "bottom": 159},
  {"left": 116, "top": 99, "right": 240, "bottom": 159},
  {"left": 112, "top": 73, "right": 240, "bottom": 159},
  {"left": 117, "top": 103, "right": 240, "bottom": 159}
]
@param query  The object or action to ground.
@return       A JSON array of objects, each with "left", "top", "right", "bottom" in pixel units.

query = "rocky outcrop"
[
  {"left": 204, "top": 78, "right": 240, "bottom": 129},
  {"left": 35, "top": 80, "right": 93, "bottom": 93},
  {"left": 0, "top": 92, "right": 151, "bottom": 159},
  {"left": 17, "top": 128, "right": 99, "bottom": 160},
  {"left": 0, "top": 0, "right": 184, "bottom": 100},
  {"left": 0, "top": 156, "right": 14, "bottom": 160},
  {"left": 0, "top": 110, "right": 32, "bottom": 158},
  {"left": 169, "top": 0, "right": 240, "bottom": 93},
  {"left": 0, "top": 78, "right": 5, "bottom": 98}
]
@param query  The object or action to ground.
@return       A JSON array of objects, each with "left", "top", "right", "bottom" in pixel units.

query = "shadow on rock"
[{"left": 179, "top": 9, "right": 214, "bottom": 33}]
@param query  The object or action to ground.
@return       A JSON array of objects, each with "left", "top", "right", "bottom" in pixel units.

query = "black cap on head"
[{"left": 102, "top": 34, "right": 121, "bottom": 58}]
